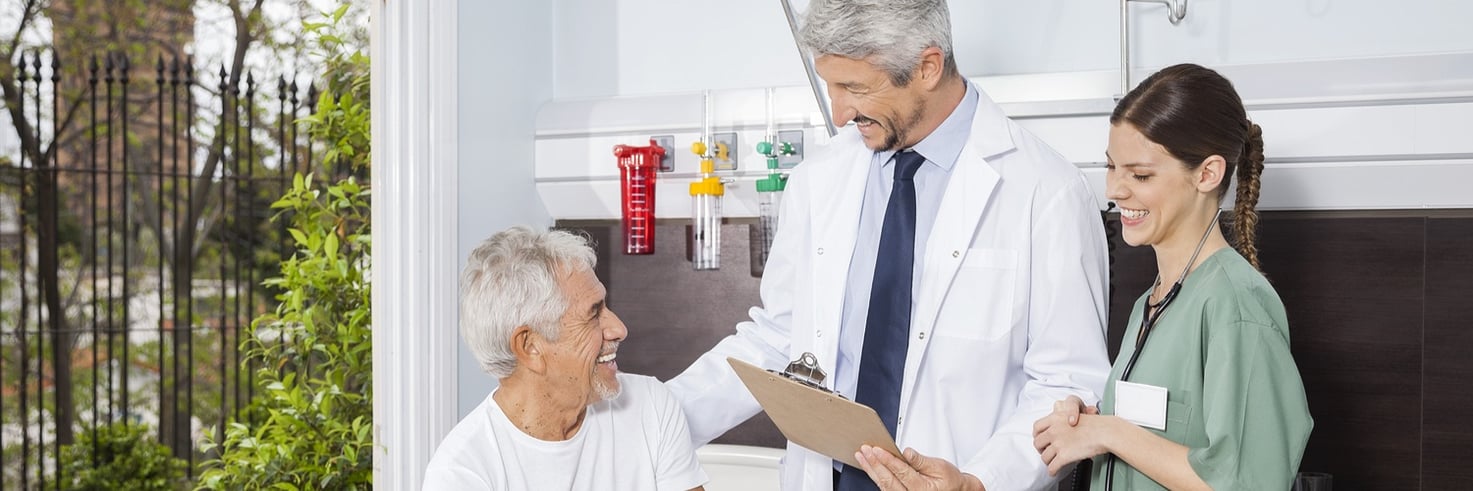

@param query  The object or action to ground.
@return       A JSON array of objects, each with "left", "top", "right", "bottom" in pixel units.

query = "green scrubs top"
[{"left": 1091, "top": 248, "right": 1313, "bottom": 490}]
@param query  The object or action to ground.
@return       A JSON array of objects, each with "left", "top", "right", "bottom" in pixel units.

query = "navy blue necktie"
[{"left": 837, "top": 150, "right": 925, "bottom": 491}]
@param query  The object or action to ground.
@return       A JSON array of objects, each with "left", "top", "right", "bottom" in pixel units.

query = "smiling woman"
[{"left": 1032, "top": 64, "right": 1313, "bottom": 491}]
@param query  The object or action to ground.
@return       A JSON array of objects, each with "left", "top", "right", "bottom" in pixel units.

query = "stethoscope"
[{"left": 1103, "top": 210, "right": 1220, "bottom": 491}]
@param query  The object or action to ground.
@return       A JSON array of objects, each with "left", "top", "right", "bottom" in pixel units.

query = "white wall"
[
  {"left": 457, "top": 0, "right": 555, "bottom": 418},
  {"left": 552, "top": 0, "right": 1473, "bottom": 99},
  {"left": 553, "top": 0, "right": 809, "bottom": 98},
  {"left": 956, "top": 0, "right": 1473, "bottom": 75}
]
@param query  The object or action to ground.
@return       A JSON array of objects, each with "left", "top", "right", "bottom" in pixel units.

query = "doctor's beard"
[{"left": 857, "top": 103, "right": 925, "bottom": 152}]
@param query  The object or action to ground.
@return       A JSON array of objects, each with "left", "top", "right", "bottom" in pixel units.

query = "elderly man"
[
  {"left": 667, "top": 0, "right": 1112, "bottom": 490},
  {"left": 424, "top": 226, "right": 708, "bottom": 490}
]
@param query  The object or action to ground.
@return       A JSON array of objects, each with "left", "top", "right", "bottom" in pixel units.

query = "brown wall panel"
[
  {"left": 1423, "top": 218, "right": 1473, "bottom": 489},
  {"left": 1260, "top": 217, "right": 1425, "bottom": 490}
]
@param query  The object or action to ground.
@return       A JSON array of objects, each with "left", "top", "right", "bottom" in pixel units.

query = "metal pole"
[
  {"left": 1120, "top": 0, "right": 1129, "bottom": 97},
  {"left": 244, "top": 74, "right": 257, "bottom": 415},
  {"left": 1121, "top": 0, "right": 1190, "bottom": 97},
  {"left": 105, "top": 54, "right": 117, "bottom": 427},
  {"left": 16, "top": 51, "right": 31, "bottom": 490},
  {"left": 119, "top": 54, "right": 133, "bottom": 422},
  {"left": 87, "top": 56, "right": 100, "bottom": 463},
  {"left": 217, "top": 64, "right": 231, "bottom": 449},
  {"left": 183, "top": 58, "right": 197, "bottom": 477},
  {"left": 779, "top": 0, "right": 837, "bottom": 137}
]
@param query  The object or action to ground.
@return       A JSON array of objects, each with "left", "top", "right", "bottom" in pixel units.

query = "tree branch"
[
  {"left": 185, "top": 0, "right": 265, "bottom": 263},
  {"left": 5, "top": 0, "right": 42, "bottom": 57},
  {"left": 41, "top": 90, "right": 88, "bottom": 162}
]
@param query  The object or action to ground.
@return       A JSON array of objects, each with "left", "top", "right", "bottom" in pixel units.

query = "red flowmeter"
[{"left": 613, "top": 141, "right": 666, "bottom": 255}]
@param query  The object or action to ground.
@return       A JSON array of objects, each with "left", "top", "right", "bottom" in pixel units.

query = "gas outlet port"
[{"left": 651, "top": 135, "right": 675, "bottom": 172}]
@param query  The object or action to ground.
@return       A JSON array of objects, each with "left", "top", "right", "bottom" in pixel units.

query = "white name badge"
[{"left": 1114, "top": 380, "right": 1168, "bottom": 431}]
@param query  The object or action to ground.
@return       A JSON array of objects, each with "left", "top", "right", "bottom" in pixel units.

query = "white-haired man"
[
  {"left": 667, "top": 0, "right": 1112, "bottom": 489},
  {"left": 425, "top": 226, "right": 708, "bottom": 490}
]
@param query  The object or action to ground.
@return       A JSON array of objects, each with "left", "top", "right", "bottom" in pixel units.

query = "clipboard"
[{"left": 727, "top": 354, "right": 902, "bottom": 468}]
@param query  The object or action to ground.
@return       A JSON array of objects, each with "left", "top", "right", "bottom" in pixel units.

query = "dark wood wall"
[
  {"left": 1107, "top": 213, "right": 1473, "bottom": 490},
  {"left": 561, "top": 211, "right": 1473, "bottom": 490}
]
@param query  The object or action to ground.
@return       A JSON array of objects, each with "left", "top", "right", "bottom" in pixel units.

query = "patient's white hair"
[
  {"left": 460, "top": 226, "right": 597, "bottom": 378},
  {"left": 800, "top": 0, "right": 959, "bottom": 86}
]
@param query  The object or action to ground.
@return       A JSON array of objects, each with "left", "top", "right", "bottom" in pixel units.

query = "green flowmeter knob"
[{"left": 756, "top": 173, "right": 788, "bottom": 193}]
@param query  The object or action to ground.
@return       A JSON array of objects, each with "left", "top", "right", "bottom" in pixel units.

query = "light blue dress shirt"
[{"left": 833, "top": 82, "right": 980, "bottom": 421}]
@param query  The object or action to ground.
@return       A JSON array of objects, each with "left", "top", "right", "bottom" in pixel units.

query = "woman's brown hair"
[{"left": 1111, "top": 63, "right": 1266, "bottom": 269}]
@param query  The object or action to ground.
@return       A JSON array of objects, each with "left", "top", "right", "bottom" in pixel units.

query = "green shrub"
[
  {"left": 56, "top": 422, "right": 187, "bottom": 491},
  {"left": 195, "top": 173, "right": 372, "bottom": 490},
  {"left": 195, "top": 4, "right": 372, "bottom": 489}
]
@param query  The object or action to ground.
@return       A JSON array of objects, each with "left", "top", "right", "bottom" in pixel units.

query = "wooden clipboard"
[{"left": 727, "top": 357, "right": 901, "bottom": 468}]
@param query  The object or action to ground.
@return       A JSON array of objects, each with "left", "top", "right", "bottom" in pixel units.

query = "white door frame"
[{"left": 370, "top": 0, "right": 460, "bottom": 488}]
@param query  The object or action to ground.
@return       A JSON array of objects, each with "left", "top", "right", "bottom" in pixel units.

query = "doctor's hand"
[
  {"left": 1040, "top": 395, "right": 1098, "bottom": 428},
  {"left": 1032, "top": 412, "right": 1117, "bottom": 476},
  {"left": 853, "top": 445, "right": 986, "bottom": 491}
]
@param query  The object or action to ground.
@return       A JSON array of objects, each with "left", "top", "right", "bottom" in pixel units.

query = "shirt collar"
[{"left": 879, "top": 80, "right": 979, "bottom": 171}]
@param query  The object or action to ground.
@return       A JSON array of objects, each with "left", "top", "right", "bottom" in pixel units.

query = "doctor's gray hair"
[
  {"left": 800, "top": 0, "right": 959, "bottom": 87},
  {"left": 460, "top": 226, "right": 597, "bottom": 378}
]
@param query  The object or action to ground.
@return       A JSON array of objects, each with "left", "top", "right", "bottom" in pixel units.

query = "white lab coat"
[{"left": 667, "top": 90, "right": 1112, "bottom": 491}]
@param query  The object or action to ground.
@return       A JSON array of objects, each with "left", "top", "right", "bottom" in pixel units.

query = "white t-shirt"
[{"left": 423, "top": 373, "right": 708, "bottom": 491}]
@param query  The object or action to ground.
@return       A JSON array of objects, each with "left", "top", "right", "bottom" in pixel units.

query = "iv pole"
[
  {"left": 780, "top": 0, "right": 839, "bottom": 138},
  {"left": 1121, "top": 0, "right": 1189, "bottom": 96}
]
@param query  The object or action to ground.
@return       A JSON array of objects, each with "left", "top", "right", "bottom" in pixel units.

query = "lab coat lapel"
[
  {"left": 807, "top": 141, "right": 873, "bottom": 377},
  {"left": 898, "top": 92, "right": 1014, "bottom": 426}
]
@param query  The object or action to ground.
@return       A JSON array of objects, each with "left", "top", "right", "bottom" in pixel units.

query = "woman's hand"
[
  {"left": 1032, "top": 410, "right": 1116, "bottom": 477},
  {"left": 853, "top": 445, "right": 985, "bottom": 491}
]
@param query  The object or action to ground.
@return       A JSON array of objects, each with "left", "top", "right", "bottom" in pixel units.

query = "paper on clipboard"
[{"left": 727, "top": 356, "right": 901, "bottom": 468}]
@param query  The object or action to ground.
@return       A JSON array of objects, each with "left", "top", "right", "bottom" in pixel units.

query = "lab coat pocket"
[{"left": 934, "top": 248, "right": 1017, "bottom": 341}]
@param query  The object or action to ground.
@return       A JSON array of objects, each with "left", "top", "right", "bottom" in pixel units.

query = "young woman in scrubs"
[{"left": 1030, "top": 63, "right": 1313, "bottom": 490}]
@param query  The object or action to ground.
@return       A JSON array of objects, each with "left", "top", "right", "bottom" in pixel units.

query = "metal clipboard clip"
[{"left": 767, "top": 352, "right": 846, "bottom": 399}]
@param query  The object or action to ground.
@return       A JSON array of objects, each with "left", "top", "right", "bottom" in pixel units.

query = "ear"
[
  {"left": 1196, "top": 155, "right": 1228, "bottom": 194},
  {"left": 916, "top": 46, "right": 947, "bottom": 90},
  {"left": 509, "top": 325, "right": 546, "bottom": 373}
]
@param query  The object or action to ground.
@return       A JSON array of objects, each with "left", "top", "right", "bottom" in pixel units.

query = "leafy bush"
[
  {"left": 195, "top": 5, "right": 373, "bottom": 489},
  {"left": 196, "top": 173, "right": 372, "bottom": 490},
  {"left": 55, "top": 422, "right": 187, "bottom": 491}
]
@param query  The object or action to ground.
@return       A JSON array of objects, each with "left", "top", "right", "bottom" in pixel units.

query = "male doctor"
[{"left": 666, "top": 0, "right": 1112, "bottom": 489}]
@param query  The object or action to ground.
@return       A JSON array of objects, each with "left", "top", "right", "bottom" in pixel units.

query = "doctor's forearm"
[{"left": 1099, "top": 416, "right": 1210, "bottom": 491}]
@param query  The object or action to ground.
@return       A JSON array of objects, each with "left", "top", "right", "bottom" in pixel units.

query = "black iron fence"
[{"left": 1, "top": 49, "right": 325, "bottom": 488}]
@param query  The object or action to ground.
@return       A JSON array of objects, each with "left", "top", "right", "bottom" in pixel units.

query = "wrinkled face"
[
  {"left": 815, "top": 54, "right": 927, "bottom": 151},
  {"left": 543, "top": 265, "right": 627, "bottom": 404},
  {"left": 1105, "top": 123, "right": 1203, "bottom": 247}
]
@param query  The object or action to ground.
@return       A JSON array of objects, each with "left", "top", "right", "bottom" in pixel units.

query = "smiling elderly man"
[{"left": 424, "top": 226, "right": 708, "bottom": 491}]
